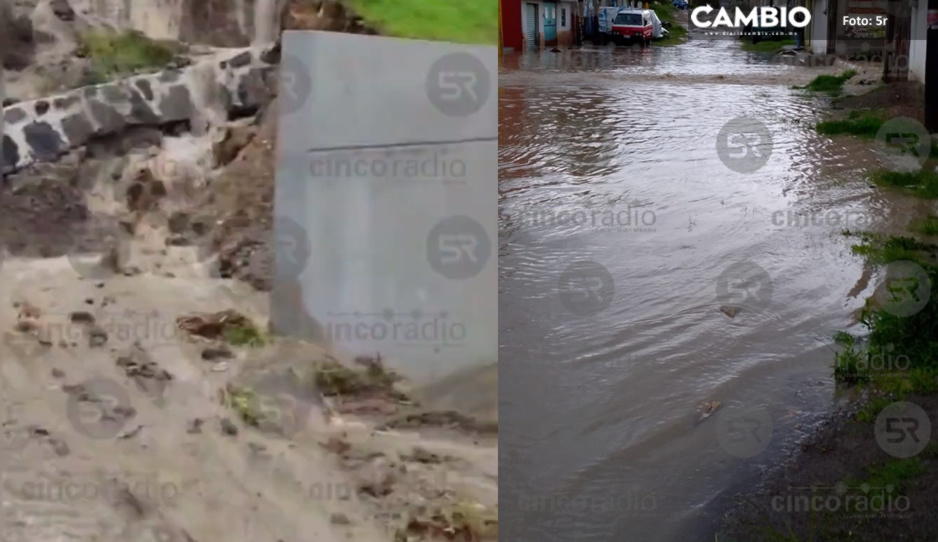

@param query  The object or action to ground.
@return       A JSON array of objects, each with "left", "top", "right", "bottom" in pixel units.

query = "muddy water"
[{"left": 499, "top": 40, "right": 912, "bottom": 541}]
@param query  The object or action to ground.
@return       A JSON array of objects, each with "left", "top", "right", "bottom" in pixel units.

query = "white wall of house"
[
  {"left": 558, "top": 1, "right": 574, "bottom": 32},
  {"left": 908, "top": 2, "right": 927, "bottom": 83},
  {"left": 809, "top": 0, "right": 827, "bottom": 55}
]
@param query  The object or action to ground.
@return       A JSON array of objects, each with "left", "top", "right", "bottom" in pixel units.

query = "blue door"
[{"left": 543, "top": 2, "right": 558, "bottom": 44}]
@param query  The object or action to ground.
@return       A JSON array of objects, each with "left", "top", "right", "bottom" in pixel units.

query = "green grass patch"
[
  {"left": 837, "top": 232, "right": 938, "bottom": 424},
  {"left": 344, "top": 0, "right": 496, "bottom": 44},
  {"left": 843, "top": 234, "right": 938, "bottom": 377},
  {"left": 224, "top": 325, "right": 268, "bottom": 347},
  {"left": 77, "top": 30, "right": 183, "bottom": 79},
  {"left": 855, "top": 394, "right": 896, "bottom": 422},
  {"left": 816, "top": 110, "right": 885, "bottom": 137},
  {"left": 795, "top": 69, "right": 858, "bottom": 94},
  {"left": 741, "top": 38, "right": 795, "bottom": 54},
  {"left": 849, "top": 457, "right": 928, "bottom": 494},
  {"left": 910, "top": 216, "right": 938, "bottom": 236},
  {"left": 848, "top": 233, "right": 934, "bottom": 264},
  {"left": 870, "top": 169, "right": 938, "bottom": 199},
  {"left": 221, "top": 384, "right": 264, "bottom": 427}
]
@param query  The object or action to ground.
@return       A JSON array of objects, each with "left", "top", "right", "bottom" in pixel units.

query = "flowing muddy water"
[{"left": 498, "top": 38, "right": 923, "bottom": 541}]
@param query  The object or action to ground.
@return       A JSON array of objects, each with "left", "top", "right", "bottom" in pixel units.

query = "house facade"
[
  {"left": 510, "top": 0, "right": 581, "bottom": 49},
  {"left": 503, "top": 0, "right": 525, "bottom": 51},
  {"left": 805, "top": 0, "right": 927, "bottom": 83}
]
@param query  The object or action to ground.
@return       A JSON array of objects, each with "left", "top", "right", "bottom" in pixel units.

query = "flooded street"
[{"left": 498, "top": 36, "right": 918, "bottom": 541}]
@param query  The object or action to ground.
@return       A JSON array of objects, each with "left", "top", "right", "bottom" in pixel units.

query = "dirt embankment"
[{"left": 0, "top": 1, "right": 497, "bottom": 541}]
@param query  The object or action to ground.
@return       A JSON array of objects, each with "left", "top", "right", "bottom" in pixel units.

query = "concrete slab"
[{"left": 272, "top": 32, "right": 497, "bottom": 384}]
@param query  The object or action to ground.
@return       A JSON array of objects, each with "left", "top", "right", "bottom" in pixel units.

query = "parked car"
[
  {"left": 673, "top": 0, "right": 688, "bottom": 9},
  {"left": 610, "top": 8, "right": 654, "bottom": 47}
]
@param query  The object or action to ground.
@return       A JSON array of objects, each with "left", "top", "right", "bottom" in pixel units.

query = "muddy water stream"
[{"left": 498, "top": 37, "right": 919, "bottom": 541}]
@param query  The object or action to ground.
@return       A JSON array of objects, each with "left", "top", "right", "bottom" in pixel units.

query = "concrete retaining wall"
[{"left": 1, "top": 45, "right": 279, "bottom": 175}]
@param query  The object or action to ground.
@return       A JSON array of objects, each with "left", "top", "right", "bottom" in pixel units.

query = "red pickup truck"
[{"left": 611, "top": 9, "right": 653, "bottom": 47}]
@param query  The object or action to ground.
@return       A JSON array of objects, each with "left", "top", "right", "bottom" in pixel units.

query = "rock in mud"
[
  {"left": 219, "top": 418, "right": 238, "bottom": 436},
  {"left": 330, "top": 512, "right": 352, "bottom": 525},
  {"left": 356, "top": 460, "right": 396, "bottom": 498},
  {"left": 213, "top": 124, "right": 257, "bottom": 167},
  {"left": 126, "top": 168, "right": 169, "bottom": 213},
  {"left": 720, "top": 305, "right": 741, "bottom": 319},
  {"left": 88, "top": 325, "right": 109, "bottom": 347},
  {"left": 117, "top": 424, "right": 143, "bottom": 439},
  {"left": 0, "top": 5, "right": 35, "bottom": 71},
  {"left": 50, "top": 0, "right": 75, "bottom": 21},
  {"left": 115, "top": 343, "right": 173, "bottom": 398},
  {"left": 14, "top": 319, "right": 39, "bottom": 333},
  {"left": 47, "top": 437, "right": 70, "bottom": 456},
  {"left": 187, "top": 418, "right": 203, "bottom": 434},
  {"left": 70, "top": 311, "right": 96, "bottom": 324},
  {"left": 322, "top": 436, "right": 352, "bottom": 456},
  {"left": 168, "top": 211, "right": 190, "bottom": 234},
  {"left": 201, "top": 346, "right": 233, "bottom": 361},
  {"left": 408, "top": 446, "right": 442, "bottom": 465},
  {"left": 176, "top": 309, "right": 260, "bottom": 342}
]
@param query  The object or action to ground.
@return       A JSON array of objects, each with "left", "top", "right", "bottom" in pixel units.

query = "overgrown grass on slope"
[
  {"left": 345, "top": 0, "right": 496, "bottom": 44},
  {"left": 77, "top": 30, "right": 182, "bottom": 79},
  {"left": 650, "top": 2, "right": 688, "bottom": 46}
]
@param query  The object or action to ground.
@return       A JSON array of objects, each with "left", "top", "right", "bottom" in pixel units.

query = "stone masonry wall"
[{"left": 1, "top": 45, "right": 280, "bottom": 175}]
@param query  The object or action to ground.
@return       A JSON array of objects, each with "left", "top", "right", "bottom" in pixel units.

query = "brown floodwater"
[{"left": 498, "top": 38, "right": 925, "bottom": 542}]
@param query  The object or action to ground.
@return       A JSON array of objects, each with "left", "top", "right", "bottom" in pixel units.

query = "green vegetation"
[
  {"left": 911, "top": 216, "right": 938, "bottom": 236},
  {"left": 223, "top": 324, "right": 269, "bottom": 347},
  {"left": 77, "top": 30, "right": 183, "bottom": 79},
  {"left": 345, "top": 0, "right": 496, "bottom": 44},
  {"left": 221, "top": 384, "right": 265, "bottom": 427},
  {"left": 314, "top": 358, "right": 402, "bottom": 397},
  {"left": 795, "top": 69, "right": 857, "bottom": 95},
  {"left": 650, "top": 2, "right": 688, "bottom": 46},
  {"left": 870, "top": 169, "right": 938, "bottom": 199},
  {"left": 816, "top": 110, "right": 885, "bottom": 137},
  {"left": 837, "top": 234, "right": 938, "bottom": 398},
  {"left": 853, "top": 454, "right": 930, "bottom": 492},
  {"left": 741, "top": 38, "right": 795, "bottom": 54}
]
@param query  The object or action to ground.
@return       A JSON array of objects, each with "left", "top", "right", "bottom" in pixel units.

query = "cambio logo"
[{"left": 692, "top": 5, "right": 811, "bottom": 28}]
